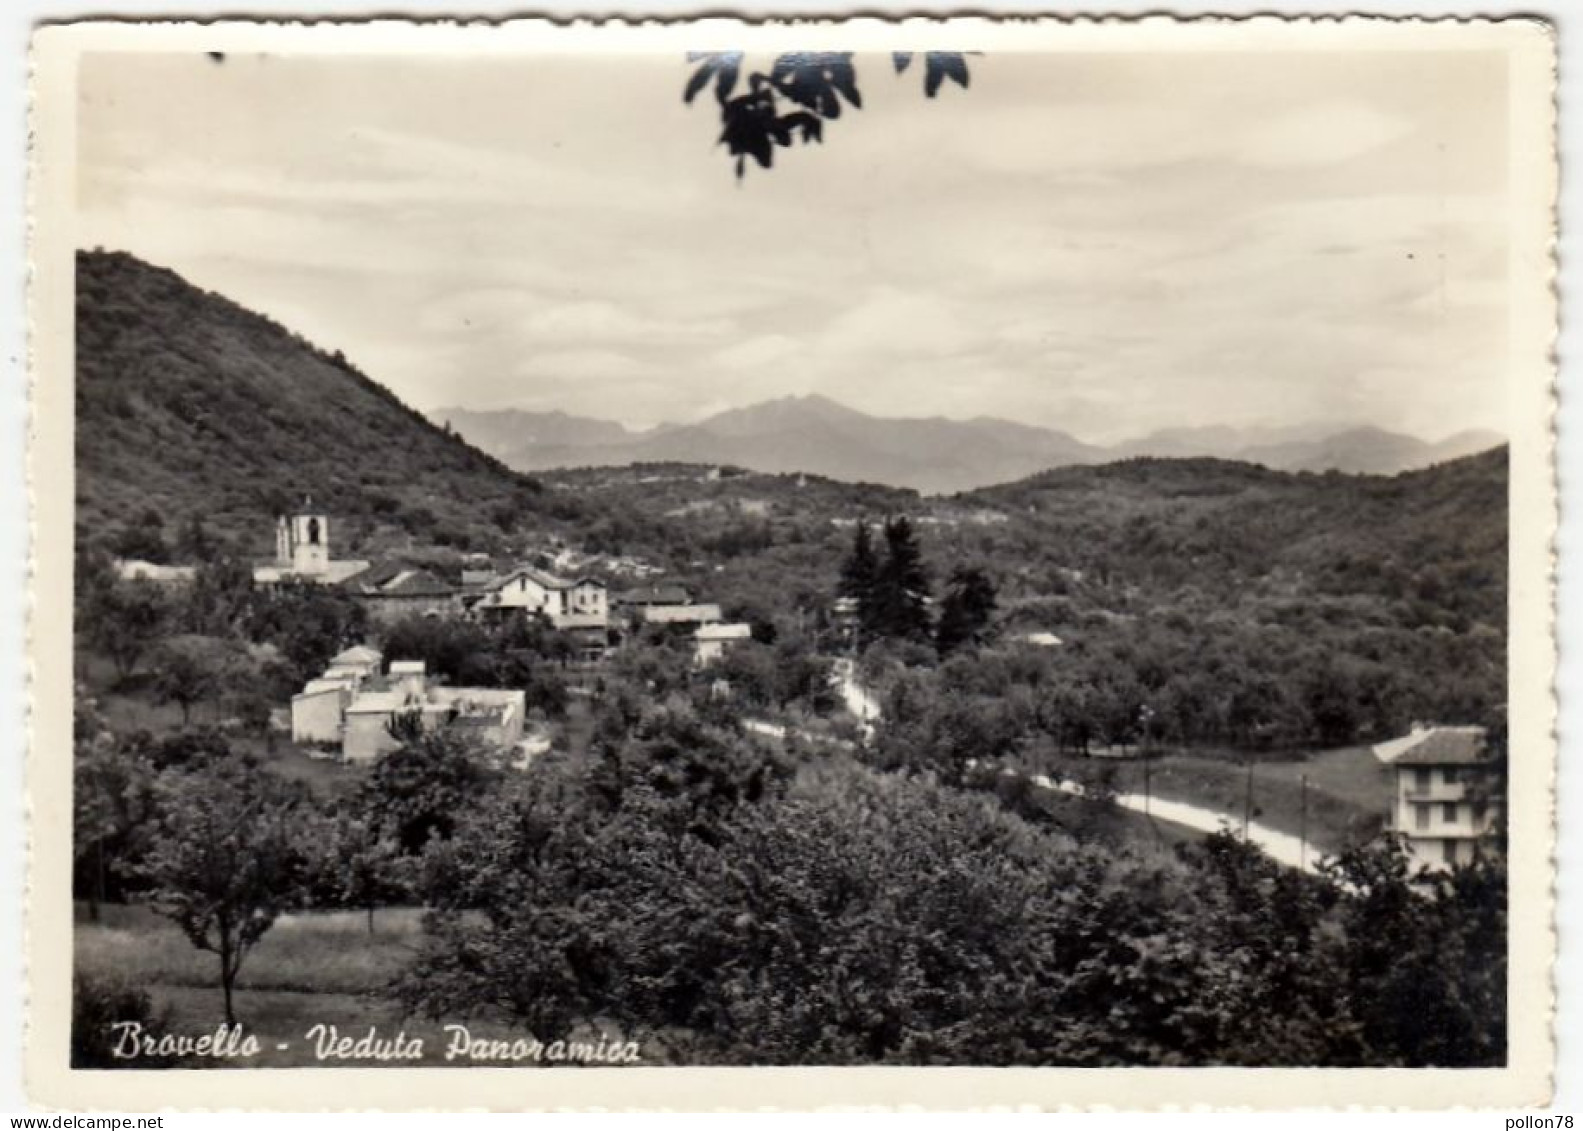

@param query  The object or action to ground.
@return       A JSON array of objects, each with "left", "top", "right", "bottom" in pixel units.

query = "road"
[
  {"left": 829, "top": 663, "right": 1321, "bottom": 874},
  {"left": 830, "top": 658, "right": 880, "bottom": 739},
  {"left": 1031, "top": 774, "right": 1322, "bottom": 874}
]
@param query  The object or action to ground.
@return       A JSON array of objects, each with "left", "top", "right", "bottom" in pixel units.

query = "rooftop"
[
  {"left": 295, "top": 678, "right": 356, "bottom": 699},
  {"left": 696, "top": 623, "right": 754, "bottom": 642},
  {"left": 643, "top": 603, "right": 723, "bottom": 625},
  {"left": 495, "top": 565, "right": 606, "bottom": 593},
  {"left": 381, "top": 568, "right": 455, "bottom": 596},
  {"left": 330, "top": 644, "right": 383, "bottom": 666},
  {"left": 345, "top": 691, "right": 410, "bottom": 715},
  {"left": 615, "top": 584, "right": 692, "bottom": 606},
  {"left": 1373, "top": 725, "right": 1492, "bottom": 766},
  {"left": 115, "top": 559, "right": 198, "bottom": 582}
]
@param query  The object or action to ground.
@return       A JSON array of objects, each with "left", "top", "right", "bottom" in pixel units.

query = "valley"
[{"left": 70, "top": 250, "right": 1510, "bottom": 1070}]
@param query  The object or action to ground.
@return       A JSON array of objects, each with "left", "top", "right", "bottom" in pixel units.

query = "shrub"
[{"left": 71, "top": 972, "right": 177, "bottom": 1069}]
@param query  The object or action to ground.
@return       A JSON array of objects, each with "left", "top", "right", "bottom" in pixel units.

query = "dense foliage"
[
  {"left": 142, "top": 751, "right": 315, "bottom": 1024},
  {"left": 561, "top": 451, "right": 1506, "bottom": 753},
  {"left": 70, "top": 252, "right": 1511, "bottom": 1068},
  {"left": 76, "top": 250, "right": 553, "bottom": 561},
  {"left": 398, "top": 714, "right": 1506, "bottom": 1066}
]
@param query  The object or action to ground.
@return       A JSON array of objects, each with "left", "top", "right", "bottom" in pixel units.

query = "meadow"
[
  {"left": 1049, "top": 745, "right": 1391, "bottom": 857},
  {"left": 74, "top": 903, "right": 614, "bottom": 1068}
]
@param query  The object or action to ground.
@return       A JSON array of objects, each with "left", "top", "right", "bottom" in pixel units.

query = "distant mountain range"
[{"left": 435, "top": 397, "right": 1504, "bottom": 495}]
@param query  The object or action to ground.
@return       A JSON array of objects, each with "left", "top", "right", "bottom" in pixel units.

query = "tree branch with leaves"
[{"left": 686, "top": 50, "right": 974, "bottom": 178}]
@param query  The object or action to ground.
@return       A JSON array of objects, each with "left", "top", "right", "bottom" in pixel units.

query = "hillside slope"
[
  {"left": 958, "top": 448, "right": 1508, "bottom": 629},
  {"left": 75, "top": 250, "right": 555, "bottom": 560}
]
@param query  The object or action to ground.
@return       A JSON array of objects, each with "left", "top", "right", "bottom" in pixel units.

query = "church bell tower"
[{"left": 276, "top": 497, "right": 330, "bottom": 577}]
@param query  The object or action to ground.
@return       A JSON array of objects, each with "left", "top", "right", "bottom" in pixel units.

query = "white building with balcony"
[
  {"left": 474, "top": 566, "right": 607, "bottom": 628},
  {"left": 1372, "top": 724, "right": 1502, "bottom": 871},
  {"left": 472, "top": 566, "right": 609, "bottom": 661}
]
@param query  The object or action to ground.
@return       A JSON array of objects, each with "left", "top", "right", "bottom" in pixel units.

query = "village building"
[
  {"left": 613, "top": 584, "right": 693, "bottom": 610},
  {"left": 473, "top": 566, "right": 610, "bottom": 661},
  {"left": 344, "top": 564, "right": 463, "bottom": 623},
  {"left": 474, "top": 566, "right": 608, "bottom": 626},
  {"left": 641, "top": 602, "right": 723, "bottom": 627},
  {"left": 291, "top": 654, "right": 525, "bottom": 765},
  {"left": 291, "top": 675, "right": 364, "bottom": 744},
  {"left": 325, "top": 644, "right": 383, "bottom": 680},
  {"left": 253, "top": 500, "right": 371, "bottom": 586},
  {"left": 694, "top": 622, "right": 753, "bottom": 666},
  {"left": 829, "top": 595, "right": 862, "bottom": 644},
  {"left": 112, "top": 559, "right": 197, "bottom": 585},
  {"left": 1372, "top": 724, "right": 1502, "bottom": 871},
  {"left": 291, "top": 644, "right": 386, "bottom": 745}
]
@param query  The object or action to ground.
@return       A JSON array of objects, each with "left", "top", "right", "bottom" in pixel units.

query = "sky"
[{"left": 75, "top": 45, "right": 1513, "bottom": 443}]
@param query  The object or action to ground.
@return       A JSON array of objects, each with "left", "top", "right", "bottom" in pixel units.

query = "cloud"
[
  {"left": 514, "top": 348, "right": 651, "bottom": 381},
  {"left": 73, "top": 49, "right": 1515, "bottom": 443},
  {"left": 712, "top": 334, "right": 802, "bottom": 369}
]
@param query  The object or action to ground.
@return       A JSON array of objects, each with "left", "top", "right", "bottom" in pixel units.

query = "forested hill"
[
  {"left": 955, "top": 448, "right": 1508, "bottom": 629},
  {"left": 75, "top": 250, "right": 552, "bottom": 560}
]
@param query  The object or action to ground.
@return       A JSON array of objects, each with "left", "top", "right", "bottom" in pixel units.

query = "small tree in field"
[
  {"left": 151, "top": 634, "right": 235, "bottom": 725},
  {"left": 143, "top": 753, "right": 310, "bottom": 1026},
  {"left": 83, "top": 577, "right": 169, "bottom": 681},
  {"left": 314, "top": 811, "right": 409, "bottom": 935},
  {"left": 73, "top": 689, "right": 157, "bottom": 918}
]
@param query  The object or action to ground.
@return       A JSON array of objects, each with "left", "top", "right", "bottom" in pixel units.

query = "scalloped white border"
[{"left": 22, "top": 14, "right": 1559, "bottom": 1111}]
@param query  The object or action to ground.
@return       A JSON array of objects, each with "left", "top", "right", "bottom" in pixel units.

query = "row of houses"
[
  {"left": 118, "top": 501, "right": 756, "bottom": 668},
  {"left": 291, "top": 646, "right": 527, "bottom": 764}
]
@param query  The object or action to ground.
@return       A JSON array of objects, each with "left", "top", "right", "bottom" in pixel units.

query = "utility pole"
[
  {"left": 1242, "top": 760, "right": 1254, "bottom": 838},
  {"left": 1299, "top": 774, "right": 1309, "bottom": 872},
  {"left": 1143, "top": 757, "right": 1151, "bottom": 818}
]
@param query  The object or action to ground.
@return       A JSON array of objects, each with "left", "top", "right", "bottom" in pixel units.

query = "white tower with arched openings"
[{"left": 276, "top": 496, "right": 330, "bottom": 577}]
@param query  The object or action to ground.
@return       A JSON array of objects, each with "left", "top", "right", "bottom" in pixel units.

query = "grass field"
[
  {"left": 74, "top": 903, "right": 638, "bottom": 1068},
  {"left": 82, "top": 646, "right": 366, "bottom": 799},
  {"left": 77, "top": 902, "right": 424, "bottom": 998},
  {"left": 1105, "top": 745, "right": 1391, "bottom": 856}
]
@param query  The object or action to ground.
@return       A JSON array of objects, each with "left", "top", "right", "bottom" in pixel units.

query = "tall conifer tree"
[
  {"left": 874, "top": 516, "right": 932, "bottom": 642},
  {"left": 839, "top": 520, "right": 880, "bottom": 640}
]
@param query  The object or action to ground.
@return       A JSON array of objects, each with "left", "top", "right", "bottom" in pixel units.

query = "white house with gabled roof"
[
  {"left": 1373, "top": 724, "right": 1502, "bottom": 871},
  {"left": 475, "top": 565, "right": 608, "bottom": 630}
]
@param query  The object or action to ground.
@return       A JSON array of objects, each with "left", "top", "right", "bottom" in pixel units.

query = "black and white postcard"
[{"left": 24, "top": 15, "right": 1557, "bottom": 1109}]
